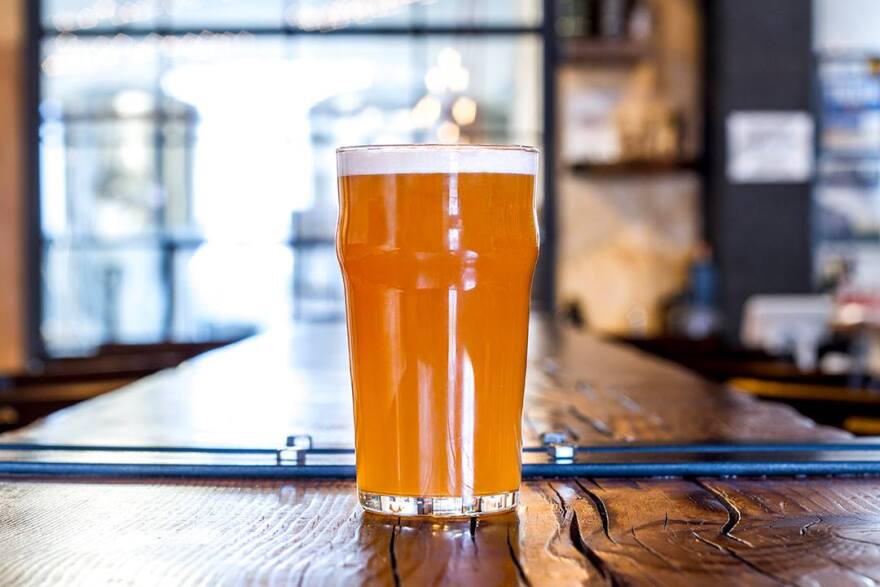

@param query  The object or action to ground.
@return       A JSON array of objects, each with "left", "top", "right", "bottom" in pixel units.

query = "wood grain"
[
  {"left": 0, "top": 0, "right": 26, "bottom": 373},
  {"left": 0, "top": 477, "right": 879, "bottom": 585},
  {"left": 2, "top": 318, "right": 878, "bottom": 585}
]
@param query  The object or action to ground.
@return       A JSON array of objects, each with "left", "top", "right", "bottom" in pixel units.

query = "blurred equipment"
[
  {"left": 831, "top": 288, "right": 880, "bottom": 380},
  {"left": 740, "top": 295, "right": 833, "bottom": 372}
]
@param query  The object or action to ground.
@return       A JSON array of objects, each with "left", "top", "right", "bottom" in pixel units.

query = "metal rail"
[{"left": 3, "top": 439, "right": 880, "bottom": 479}]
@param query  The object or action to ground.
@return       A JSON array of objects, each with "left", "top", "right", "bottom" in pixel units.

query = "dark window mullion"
[{"left": 39, "top": 25, "right": 543, "bottom": 40}]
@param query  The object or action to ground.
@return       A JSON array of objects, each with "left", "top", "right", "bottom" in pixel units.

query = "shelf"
[
  {"left": 817, "top": 236, "right": 880, "bottom": 245},
  {"left": 559, "top": 38, "right": 651, "bottom": 65},
  {"left": 820, "top": 149, "right": 880, "bottom": 159},
  {"left": 566, "top": 159, "right": 699, "bottom": 176}
]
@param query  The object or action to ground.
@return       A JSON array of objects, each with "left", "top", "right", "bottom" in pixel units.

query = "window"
[{"left": 32, "top": 0, "right": 548, "bottom": 357}]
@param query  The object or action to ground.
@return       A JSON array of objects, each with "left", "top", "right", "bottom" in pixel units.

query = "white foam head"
[{"left": 337, "top": 144, "right": 539, "bottom": 177}]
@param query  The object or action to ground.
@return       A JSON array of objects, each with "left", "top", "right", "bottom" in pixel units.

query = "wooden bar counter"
[{"left": 2, "top": 318, "right": 879, "bottom": 586}]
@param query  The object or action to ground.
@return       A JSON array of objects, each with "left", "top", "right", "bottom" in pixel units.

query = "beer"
[{"left": 336, "top": 145, "right": 539, "bottom": 517}]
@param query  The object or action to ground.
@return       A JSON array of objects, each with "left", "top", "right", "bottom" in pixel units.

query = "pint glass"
[{"left": 336, "top": 145, "right": 539, "bottom": 517}]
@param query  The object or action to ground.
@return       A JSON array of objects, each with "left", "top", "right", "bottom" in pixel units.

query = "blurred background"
[{"left": 2, "top": 0, "right": 880, "bottom": 435}]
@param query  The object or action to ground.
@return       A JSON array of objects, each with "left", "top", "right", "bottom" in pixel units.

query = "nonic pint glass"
[{"left": 336, "top": 145, "right": 540, "bottom": 517}]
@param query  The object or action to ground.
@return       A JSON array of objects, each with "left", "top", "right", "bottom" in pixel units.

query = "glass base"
[{"left": 359, "top": 490, "right": 518, "bottom": 518}]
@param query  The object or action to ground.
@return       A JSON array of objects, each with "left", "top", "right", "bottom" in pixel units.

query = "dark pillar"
[{"left": 704, "top": 0, "right": 815, "bottom": 341}]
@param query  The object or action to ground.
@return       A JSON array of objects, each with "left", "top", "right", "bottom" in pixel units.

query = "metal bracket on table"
[
  {"left": 541, "top": 432, "right": 576, "bottom": 462},
  {"left": 3, "top": 433, "right": 880, "bottom": 479},
  {"left": 277, "top": 435, "right": 312, "bottom": 465}
]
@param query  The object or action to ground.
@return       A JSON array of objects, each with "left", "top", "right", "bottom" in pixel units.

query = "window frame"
[{"left": 23, "top": 0, "right": 558, "bottom": 364}]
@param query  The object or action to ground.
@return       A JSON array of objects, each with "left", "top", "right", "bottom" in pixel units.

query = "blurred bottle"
[
  {"left": 558, "top": 0, "right": 652, "bottom": 41},
  {"left": 817, "top": 254, "right": 853, "bottom": 294},
  {"left": 598, "top": 0, "right": 629, "bottom": 38},
  {"left": 555, "top": 0, "right": 581, "bottom": 37},
  {"left": 627, "top": 0, "right": 653, "bottom": 41},
  {"left": 666, "top": 243, "right": 723, "bottom": 339},
  {"left": 556, "top": 0, "right": 599, "bottom": 38}
]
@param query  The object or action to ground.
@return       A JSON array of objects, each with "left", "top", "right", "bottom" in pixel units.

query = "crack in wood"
[
  {"left": 574, "top": 381, "right": 599, "bottom": 402},
  {"left": 691, "top": 530, "right": 795, "bottom": 586},
  {"left": 567, "top": 406, "right": 614, "bottom": 438},
  {"left": 574, "top": 479, "right": 617, "bottom": 544},
  {"left": 570, "top": 511, "right": 624, "bottom": 587},
  {"left": 295, "top": 559, "right": 312, "bottom": 587},
  {"left": 389, "top": 517, "right": 401, "bottom": 587},
  {"left": 800, "top": 517, "right": 821, "bottom": 536},
  {"left": 691, "top": 480, "right": 754, "bottom": 548},
  {"left": 631, "top": 517, "right": 697, "bottom": 533},
  {"left": 630, "top": 526, "right": 681, "bottom": 571},
  {"left": 548, "top": 482, "right": 568, "bottom": 517},
  {"left": 544, "top": 481, "right": 599, "bottom": 576},
  {"left": 506, "top": 524, "right": 533, "bottom": 587},
  {"left": 586, "top": 478, "right": 604, "bottom": 490},
  {"left": 831, "top": 530, "right": 880, "bottom": 551},
  {"left": 753, "top": 493, "right": 781, "bottom": 515},
  {"left": 615, "top": 392, "right": 643, "bottom": 414}
]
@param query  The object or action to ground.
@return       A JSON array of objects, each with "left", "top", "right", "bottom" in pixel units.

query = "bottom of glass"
[{"left": 359, "top": 490, "right": 518, "bottom": 518}]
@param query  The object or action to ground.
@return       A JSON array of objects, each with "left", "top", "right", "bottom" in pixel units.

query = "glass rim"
[{"left": 336, "top": 143, "right": 539, "bottom": 155}]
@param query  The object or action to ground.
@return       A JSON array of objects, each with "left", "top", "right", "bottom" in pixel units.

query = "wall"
[
  {"left": 558, "top": 172, "right": 700, "bottom": 335},
  {"left": 0, "top": 0, "right": 26, "bottom": 372},
  {"left": 814, "top": 0, "right": 880, "bottom": 52}
]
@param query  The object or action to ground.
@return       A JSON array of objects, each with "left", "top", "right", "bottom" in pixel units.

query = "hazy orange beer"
[{"left": 336, "top": 145, "right": 539, "bottom": 517}]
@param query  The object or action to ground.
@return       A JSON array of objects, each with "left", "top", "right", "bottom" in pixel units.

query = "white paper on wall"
[{"left": 726, "top": 111, "right": 815, "bottom": 183}]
